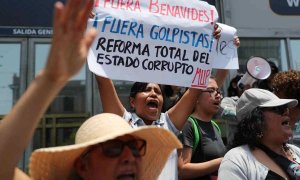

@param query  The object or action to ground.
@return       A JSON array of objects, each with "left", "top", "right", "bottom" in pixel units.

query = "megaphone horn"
[{"left": 238, "top": 56, "right": 271, "bottom": 89}]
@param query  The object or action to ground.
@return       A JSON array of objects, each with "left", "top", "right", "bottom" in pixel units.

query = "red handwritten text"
[
  {"left": 149, "top": 0, "right": 214, "bottom": 24},
  {"left": 191, "top": 68, "right": 211, "bottom": 88}
]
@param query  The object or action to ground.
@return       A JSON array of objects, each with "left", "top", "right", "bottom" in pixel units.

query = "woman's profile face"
[
  {"left": 196, "top": 79, "right": 222, "bottom": 115},
  {"left": 130, "top": 83, "right": 163, "bottom": 123},
  {"left": 261, "top": 106, "right": 292, "bottom": 144}
]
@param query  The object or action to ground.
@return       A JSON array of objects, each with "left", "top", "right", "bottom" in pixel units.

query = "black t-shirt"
[
  {"left": 181, "top": 117, "right": 226, "bottom": 180},
  {"left": 265, "top": 170, "right": 286, "bottom": 180}
]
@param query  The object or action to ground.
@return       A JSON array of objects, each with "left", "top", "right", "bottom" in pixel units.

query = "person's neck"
[
  {"left": 143, "top": 119, "right": 154, "bottom": 125},
  {"left": 192, "top": 111, "right": 213, "bottom": 122},
  {"left": 260, "top": 140, "right": 285, "bottom": 155}
]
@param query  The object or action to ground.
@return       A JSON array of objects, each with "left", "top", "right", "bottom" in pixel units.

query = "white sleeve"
[
  {"left": 219, "top": 146, "right": 268, "bottom": 180},
  {"left": 122, "top": 108, "right": 131, "bottom": 123},
  {"left": 218, "top": 158, "right": 248, "bottom": 180},
  {"left": 165, "top": 112, "right": 180, "bottom": 135}
]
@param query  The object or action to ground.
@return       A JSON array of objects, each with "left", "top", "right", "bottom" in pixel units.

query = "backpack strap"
[
  {"left": 188, "top": 117, "right": 221, "bottom": 154},
  {"left": 188, "top": 116, "right": 200, "bottom": 154},
  {"left": 211, "top": 120, "right": 221, "bottom": 135}
]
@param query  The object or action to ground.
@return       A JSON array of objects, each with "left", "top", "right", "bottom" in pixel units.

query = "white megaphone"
[{"left": 238, "top": 56, "right": 271, "bottom": 89}]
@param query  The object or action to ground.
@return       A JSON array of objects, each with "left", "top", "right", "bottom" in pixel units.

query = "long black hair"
[{"left": 228, "top": 107, "right": 265, "bottom": 150}]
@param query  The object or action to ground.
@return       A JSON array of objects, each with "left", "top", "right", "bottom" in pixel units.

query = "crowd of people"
[{"left": 1, "top": 0, "right": 300, "bottom": 179}]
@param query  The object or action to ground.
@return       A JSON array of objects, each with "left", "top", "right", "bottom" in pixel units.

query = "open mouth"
[
  {"left": 212, "top": 100, "right": 221, "bottom": 106},
  {"left": 147, "top": 99, "right": 158, "bottom": 109},
  {"left": 117, "top": 173, "right": 136, "bottom": 180}
]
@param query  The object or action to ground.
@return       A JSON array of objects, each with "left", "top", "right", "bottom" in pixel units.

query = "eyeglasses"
[
  {"left": 201, "top": 88, "right": 222, "bottom": 97},
  {"left": 261, "top": 105, "right": 288, "bottom": 116},
  {"left": 81, "top": 139, "right": 146, "bottom": 159}
]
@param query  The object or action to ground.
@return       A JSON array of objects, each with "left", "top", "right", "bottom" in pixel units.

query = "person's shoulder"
[
  {"left": 226, "top": 145, "right": 248, "bottom": 152},
  {"left": 224, "top": 145, "right": 251, "bottom": 159},
  {"left": 221, "top": 96, "right": 239, "bottom": 106},
  {"left": 123, "top": 110, "right": 132, "bottom": 121},
  {"left": 161, "top": 112, "right": 180, "bottom": 134},
  {"left": 220, "top": 96, "right": 239, "bottom": 117}
]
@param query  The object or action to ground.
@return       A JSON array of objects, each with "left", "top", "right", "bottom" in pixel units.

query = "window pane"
[
  {"left": 56, "top": 128, "right": 77, "bottom": 146},
  {"left": 35, "top": 43, "right": 87, "bottom": 114},
  {"left": 237, "top": 38, "right": 288, "bottom": 72},
  {"left": 0, "top": 43, "right": 21, "bottom": 115},
  {"left": 114, "top": 80, "right": 134, "bottom": 110},
  {"left": 291, "top": 40, "right": 300, "bottom": 70}
]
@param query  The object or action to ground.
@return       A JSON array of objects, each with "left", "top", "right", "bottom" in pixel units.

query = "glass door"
[
  {"left": 0, "top": 38, "right": 28, "bottom": 170},
  {"left": 0, "top": 39, "right": 26, "bottom": 115},
  {"left": 28, "top": 38, "right": 92, "bottom": 151}
]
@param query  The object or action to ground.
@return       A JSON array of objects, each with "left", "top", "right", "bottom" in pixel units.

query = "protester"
[
  {"left": 0, "top": 0, "right": 97, "bottom": 178},
  {"left": 217, "top": 73, "right": 251, "bottom": 145},
  {"left": 272, "top": 69, "right": 300, "bottom": 129},
  {"left": 96, "top": 72, "right": 200, "bottom": 180},
  {"left": 178, "top": 76, "right": 226, "bottom": 180},
  {"left": 30, "top": 113, "right": 181, "bottom": 180},
  {"left": 219, "top": 74, "right": 244, "bottom": 121},
  {"left": 218, "top": 88, "right": 300, "bottom": 180},
  {"left": 176, "top": 36, "right": 240, "bottom": 179},
  {"left": 95, "top": 24, "right": 222, "bottom": 180}
]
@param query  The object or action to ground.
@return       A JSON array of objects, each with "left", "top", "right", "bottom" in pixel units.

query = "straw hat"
[{"left": 29, "top": 113, "right": 182, "bottom": 180}]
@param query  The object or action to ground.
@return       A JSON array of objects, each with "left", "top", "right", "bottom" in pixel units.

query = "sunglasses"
[
  {"left": 261, "top": 105, "right": 288, "bottom": 116},
  {"left": 82, "top": 139, "right": 146, "bottom": 159}
]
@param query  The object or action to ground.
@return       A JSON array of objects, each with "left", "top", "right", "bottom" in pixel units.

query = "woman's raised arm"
[{"left": 0, "top": 0, "right": 96, "bottom": 179}]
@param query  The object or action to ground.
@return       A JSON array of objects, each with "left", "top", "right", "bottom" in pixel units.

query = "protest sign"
[
  {"left": 87, "top": 0, "right": 219, "bottom": 88},
  {"left": 212, "top": 23, "right": 239, "bottom": 69}
]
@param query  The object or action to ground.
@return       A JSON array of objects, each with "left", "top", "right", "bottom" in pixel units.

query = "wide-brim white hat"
[{"left": 29, "top": 113, "right": 182, "bottom": 180}]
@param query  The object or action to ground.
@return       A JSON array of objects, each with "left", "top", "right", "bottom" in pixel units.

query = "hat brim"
[
  {"left": 259, "top": 99, "right": 298, "bottom": 108},
  {"left": 29, "top": 126, "right": 182, "bottom": 180}
]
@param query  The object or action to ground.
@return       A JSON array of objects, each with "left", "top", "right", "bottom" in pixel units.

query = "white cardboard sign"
[
  {"left": 88, "top": 0, "right": 219, "bottom": 88},
  {"left": 212, "top": 23, "right": 239, "bottom": 69}
]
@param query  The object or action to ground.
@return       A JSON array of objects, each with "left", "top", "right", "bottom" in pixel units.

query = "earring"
[{"left": 256, "top": 132, "right": 263, "bottom": 139}]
